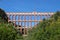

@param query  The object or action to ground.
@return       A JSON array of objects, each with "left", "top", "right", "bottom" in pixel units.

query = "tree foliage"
[
  {"left": 0, "top": 23, "right": 17, "bottom": 40},
  {"left": 0, "top": 8, "right": 23, "bottom": 40},
  {"left": 26, "top": 11, "right": 60, "bottom": 40},
  {"left": 0, "top": 8, "right": 8, "bottom": 22}
]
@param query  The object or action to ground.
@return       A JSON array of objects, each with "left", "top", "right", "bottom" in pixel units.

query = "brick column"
[
  {"left": 40, "top": 14, "right": 42, "bottom": 22},
  {"left": 24, "top": 15, "right": 26, "bottom": 35}
]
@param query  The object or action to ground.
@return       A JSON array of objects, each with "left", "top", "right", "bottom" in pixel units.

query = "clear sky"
[{"left": 0, "top": 0, "right": 60, "bottom": 12}]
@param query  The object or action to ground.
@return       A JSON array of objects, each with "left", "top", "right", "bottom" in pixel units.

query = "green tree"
[
  {"left": 0, "top": 8, "right": 8, "bottom": 22},
  {"left": 0, "top": 23, "right": 17, "bottom": 40},
  {"left": 0, "top": 8, "right": 23, "bottom": 40},
  {"left": 26, "top": 11, "right": 60, "bottom": 40}
]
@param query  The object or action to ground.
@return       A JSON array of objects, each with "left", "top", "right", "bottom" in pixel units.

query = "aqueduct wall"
[{"left": 6, "top": 12, "right": 54, "bottom": 35}]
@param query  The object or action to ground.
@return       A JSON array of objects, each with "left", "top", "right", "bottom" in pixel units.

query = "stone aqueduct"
[{"left": 6, "top": 12, "right": 54, "bottom": 35}]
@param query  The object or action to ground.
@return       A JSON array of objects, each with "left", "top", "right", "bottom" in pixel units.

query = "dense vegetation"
[
  {"left": 0, "top": 8, "right": 8, "bottom": 22},
  {"left": 0, "top": 8, "right": 23, "bottom": 40},
  {"left": 26, "top": 11, "right": 60, "bottom": 40}
]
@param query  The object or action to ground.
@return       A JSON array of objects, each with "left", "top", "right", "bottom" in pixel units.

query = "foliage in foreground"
[
  {"left": 0, "top": 8, "right": 23, "bottom": 40},
  {"left": 26, "top": 11, "right": 60, "bottom": 40},
  {"left": 0, "top": 23, "right": 16, "bottom": 40},
  {"left": 0, "top": 22, "right": 23, "bottom": 40}
]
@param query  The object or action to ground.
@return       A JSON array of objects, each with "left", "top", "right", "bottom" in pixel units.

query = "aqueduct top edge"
[{"left": 6, "top": 12, "right": 54, "bottom": 15}]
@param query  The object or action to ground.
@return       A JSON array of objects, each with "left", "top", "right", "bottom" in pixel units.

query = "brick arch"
[{"left": 6, "top": 12, "right": 54, "bottom": 35}]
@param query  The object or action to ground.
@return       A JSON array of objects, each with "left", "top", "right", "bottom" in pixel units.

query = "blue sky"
[
  {"left": 0, "top": 0, "right": 60, "bottom": 27},
  {"left": 0, "top": 0, "right": 60, "bottom": 12}
]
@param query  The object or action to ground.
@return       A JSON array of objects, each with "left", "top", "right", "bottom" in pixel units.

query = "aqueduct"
[{"left": 6, "top": 12, "right": 54, "bottom": 35}]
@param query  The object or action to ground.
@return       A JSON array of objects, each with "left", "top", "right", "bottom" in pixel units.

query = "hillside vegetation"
[
  {"left": 0, "top": 8, "right": 23, "bottom": 40},
  {"left": 26, "top": 11, "right": 60, "bottom": 40}
]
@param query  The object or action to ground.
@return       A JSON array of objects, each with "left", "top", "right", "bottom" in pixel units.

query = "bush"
[{"left": 0, "top": 23, "right": 17, "bottom": 40}]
